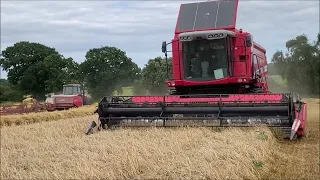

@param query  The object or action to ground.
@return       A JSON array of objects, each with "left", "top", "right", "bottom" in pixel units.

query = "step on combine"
[{"left": 86, "top": 0, "right": 307, "bottom": 140}]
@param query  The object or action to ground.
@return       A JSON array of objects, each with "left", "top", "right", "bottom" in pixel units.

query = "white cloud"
[{"left": 1, "top": 0, "right": 319, "bottom": 79}]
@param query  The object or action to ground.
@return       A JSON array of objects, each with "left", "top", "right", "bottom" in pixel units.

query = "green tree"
[
  {"left": 139, "top": 56, "right": 172, "bottom": 95},
  {"left": 271, "top": 34, "right": 320, "bottom": 96},
  {"left": 42, "top": 54, "right": 78, "bottom": 93},
  {"left": 270, "top": 50, "right": 287, "bottom": 78},
  {"left": 80, "top": 46, "right": 141, "bottom": 100},
  {"left": 0, "top": 41, "right": 78, "bottom": 99},
  {"left": 0, "top": 79, "right": 23, "bottom": 103}
]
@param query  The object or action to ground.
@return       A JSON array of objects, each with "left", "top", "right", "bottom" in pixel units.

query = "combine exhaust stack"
[{"left": 90, "top": 93, "right": 307, "bottom": 140}]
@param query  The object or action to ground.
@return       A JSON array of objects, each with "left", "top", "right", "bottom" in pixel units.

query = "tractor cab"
[{"left": 63, "top": 84, "right": 82, "bottom": 96}]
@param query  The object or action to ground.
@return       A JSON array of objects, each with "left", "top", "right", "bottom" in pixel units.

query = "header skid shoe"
[{"left": 92, "top": 93, "right": 307, "bottom": 140}]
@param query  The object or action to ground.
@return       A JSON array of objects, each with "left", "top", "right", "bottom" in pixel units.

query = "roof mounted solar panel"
[{"left": 175, "top": 0, "right": 238, "bottom": 32}]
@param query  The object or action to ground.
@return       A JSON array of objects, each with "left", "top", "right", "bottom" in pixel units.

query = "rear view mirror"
[{"left": 162, "top": 41, "right": 167, "bottom": 53}]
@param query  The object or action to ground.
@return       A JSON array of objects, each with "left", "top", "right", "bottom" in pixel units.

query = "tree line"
[
  {"left": 1, "top": 33, "right": 319, "bottom": 103},
  {"left": 0, "top": 41, "right": 172, "bottom": 103},
  {"left": 270, "top": 33, "right": 319, "bottom": 96}
]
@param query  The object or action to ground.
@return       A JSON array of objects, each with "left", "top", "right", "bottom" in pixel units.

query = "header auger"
[{"left": 86, "top": 0, "right": 307, "bottom": 140}]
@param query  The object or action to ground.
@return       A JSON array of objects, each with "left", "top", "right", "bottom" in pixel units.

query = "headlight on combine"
[
  {"left": 179, "top": 36, "right": 192, "bottom": 41},
  {"left": 167, "top": 82, "right": 175, "bottom": 87}
]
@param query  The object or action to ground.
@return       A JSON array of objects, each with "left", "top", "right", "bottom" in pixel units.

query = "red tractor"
[
  {"left": 87, "top": 0, "right": 307, "bottom": 140},
  {"left": 45, "top": 83, "right": 92, "bottom": 111}
]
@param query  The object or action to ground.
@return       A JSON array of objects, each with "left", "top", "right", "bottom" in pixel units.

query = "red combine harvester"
[
  {"left": 87, "top": 0, "right": 307, "bottom": 140},
  {"left": 45, "top": 83, "right": 92, "bottom": 111}
]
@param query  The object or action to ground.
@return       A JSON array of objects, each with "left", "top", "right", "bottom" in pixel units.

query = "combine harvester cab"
[{"left": 87, "top": 0, "right": 307, "bottom": 140}]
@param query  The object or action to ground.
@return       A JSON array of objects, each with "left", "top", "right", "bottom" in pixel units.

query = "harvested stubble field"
[
  {"left": 0, "top": 104, "right": 97, "bottom": 127},
  {"left": 1, "top": 99, "right": 319, "bottom": 180}
]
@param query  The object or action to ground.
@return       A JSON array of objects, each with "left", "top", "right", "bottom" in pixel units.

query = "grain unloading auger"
[
  {"left": 85, "top": 0, "right": 308, "bottom": 140},
  {"left": 86, "top": 93, "right": 307, "bottom": 140}
]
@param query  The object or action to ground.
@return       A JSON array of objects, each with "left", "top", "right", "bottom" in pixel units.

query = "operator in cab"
[
  {"left": 187, "top": 44, "right": 213, "bottom": 79},
  {"left": 189, "top": 52, "right": 201, "bottom": 78},
  {"left": 189, "top": 45, "right": 208, "bottom": 79},
  {"left": 207, "top": 42, "right": 228, "bottom": 79},
  {"left": 186, "top": 42, "right": 227, "bottom": 80}
]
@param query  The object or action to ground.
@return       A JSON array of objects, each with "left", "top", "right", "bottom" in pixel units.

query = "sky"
[{"left": 1, "top": 0, "right": 319, "bottom": 79}]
